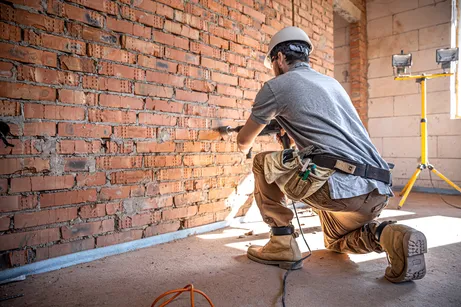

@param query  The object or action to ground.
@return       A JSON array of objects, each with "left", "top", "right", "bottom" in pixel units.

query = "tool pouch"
[{"left": 284, "top": 163, "right": 335, "bottom": 201}]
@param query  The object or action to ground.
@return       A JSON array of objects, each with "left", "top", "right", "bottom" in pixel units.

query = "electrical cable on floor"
[
  {"left": 428, "top": 171, "right": 461, "bottom": 210},
  {"left": 281, "top": 202, "right": 312, "bottom": 307},
  {"left": 151, "top": 284, "right": 214, "bottom": 307}
]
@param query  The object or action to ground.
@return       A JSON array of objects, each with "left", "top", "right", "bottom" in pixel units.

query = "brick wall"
[
  {"left": 0, "top": 0, "right": 334, "bottom": 268},
  {"left": 367, "top": 0, "right": 461, "bottom": 190}
]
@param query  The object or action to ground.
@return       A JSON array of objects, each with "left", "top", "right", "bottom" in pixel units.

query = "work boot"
[
  {"left": 247, "top": 226, "right": 303, "bottom": 270},
  {"left": 376, "top": 222, "right": 427, "bottom": 283}
]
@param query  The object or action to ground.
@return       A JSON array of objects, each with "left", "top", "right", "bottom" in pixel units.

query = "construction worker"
[{"left": 236, "top": 26, "right": 427, "bottom": 283}]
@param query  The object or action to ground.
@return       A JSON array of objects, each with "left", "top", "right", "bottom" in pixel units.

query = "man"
[{"left": 236, "top": 27, "right": 427, "bottom": 283}]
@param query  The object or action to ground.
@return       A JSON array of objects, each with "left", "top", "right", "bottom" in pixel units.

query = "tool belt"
[{"left": 309, "top": 154, "right": 392, "bottom": 185}]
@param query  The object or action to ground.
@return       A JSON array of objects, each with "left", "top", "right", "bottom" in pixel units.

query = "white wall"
[
  {"left": 334, "top": 13, "right": 351, "bottom": 96},
  {"left": 367, "top": 0, "right": 461, "bottom": 191}
]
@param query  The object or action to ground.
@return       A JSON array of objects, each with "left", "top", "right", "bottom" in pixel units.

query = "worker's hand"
[{"left": 277, "top": 128, "right": 295, "bottom": 148}]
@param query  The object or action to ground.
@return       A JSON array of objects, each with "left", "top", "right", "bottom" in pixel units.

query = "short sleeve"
[{"left": 250, "top": 82, "right": 278, "bottom": 125}]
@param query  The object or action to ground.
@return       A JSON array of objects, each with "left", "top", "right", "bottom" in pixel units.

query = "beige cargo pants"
[{"left": 253, "top": 151, "right": 389, "bottom": 254}]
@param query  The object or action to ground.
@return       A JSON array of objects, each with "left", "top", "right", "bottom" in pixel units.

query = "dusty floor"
[{"left": 2, "top": 192, "right": 461, "bottom": 307}]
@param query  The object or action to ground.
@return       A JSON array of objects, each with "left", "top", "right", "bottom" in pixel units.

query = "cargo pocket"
[{"left": 284, "top": 164, "right": 335, "bottom": 201}]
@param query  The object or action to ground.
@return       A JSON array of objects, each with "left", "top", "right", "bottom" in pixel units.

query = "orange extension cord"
[{"left": 151, "top": 284, "right": 214, "bottom": 307}]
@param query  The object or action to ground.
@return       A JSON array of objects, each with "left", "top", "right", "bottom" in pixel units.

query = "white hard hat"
[{"left": 264, "top": 26, "right": 314, "bottom": 69}]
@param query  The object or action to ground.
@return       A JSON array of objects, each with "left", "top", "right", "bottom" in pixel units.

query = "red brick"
[
  {"left": 82, "top": 26, "right": 118, "bottom": 45},
  {"left": 25, "top": 31, "right": 86, "bottom": 55},
  {"left": 177, "top": 117, "right": 208, "bottom": 129},
  {"left": 184, "top": 214, "right": 214, "bottom": 228},
  {"left": 164, "top": 48, "right": 199, "bottom": 65},
  {"left": 28, "top": 175, "right": 74, "bottom": 192},
  {"left": 99, "top": 94, "right": 144, "bottom": 109},
  {"left": 2, "top": 6, "right": 63, "bottom": 33},
  {"left": 60, "top": 55, "right": 95, "bottom": 73},
  {"left": 0, "top": 22, "right": 21, "bottom": 41},
  {"left": 185, "top": 79, "right": 215, "bottom": 93},
  {"left": 48, "top": 0, "right": 105, "bottom": 28},
  {"left": 0, "top": 42, "right": 56, "bottom": 67},
  {"left": 183, "top": 155, "right": 213, "bottom": 167},
  {"left": 96, "top": 229, "right": 143, "bottom": 247},
  {"left": 83, "top": 76, "right": 131, "bottom": 93},
  {"left": 157, "top": 0, "right": 183, "bottom": 10},
  {"left": 0, "top": 158, "right": 21, "bottom": 175},
  {"left": 158, "top": 181, "right": 183, "bottom": 194},
  {"left": 199, "top": 201, "right": 227, "bottom": 213},
  {"left": 0, "top": 228, "right": 60, "bottom": 251},
  {"left": 208, "top": 35, "right": 229, "bottom": 49},
  {"left": 121, "top": 7, "right": 165, "bottom": 28},
  {"left": 144, "top": 221, "right": 180, "bottom": 237},
  {"left": 146, "top": 183, "right": 160, "bottom": 196},
  {"left": 0, "top": 62, "right": 14, "bottom": 78},
  {"left": 58, "top": 123, "right": 112, "bottom": 138},
  {"left": 18, "top": 65, "right": 78, "bottom": 86},
  {"left": 184, "top": 104, "right": 215, "bottom": 117},
  {"left": 144, "top": 156, "right": 181, "bottom": 167},
  {"left": 14, "top": 207, "right": 78, "bottom": 228},
  {"left": 177, "top": 65, "right": 210, "bottom": 79},
  {"left": 162, "top": 206, "right": 197, "bottom": 220},
  {"left": 36, "top": 238, "right": 94, "bottom": 261},
  {"left": 145, "top": 99, "right": 183, "bottom": 113},
  {"left": 0, "top": 216, "right": 10, "bottom": 231},
  {"left": 243, "top": 5, "right": 265, "bottom": 22},
  {"left": 134, "top": 83, "right": 174, "bottom": 98},
  {"left": 113, "top": 126, "right": 155, "bottom": 139},
  {"left": 152, "top": 30, "right": 189, "bottom": 50},
  {"left": 23, "top": 158, "right": 50, "bottom": 173},
  {"left": 201, "top": 57, "right": 229, "bottom": 73},
  {"left": 215, "top": 154, "right": 242, "bottom": 165},
  {"left": 41, "top": 189, "right": 96, "bottom": 207},
  {"left": 64, "top": 157, "right": 91, "bottom": 172},
  {"left": 110, "top": 170, "right": 153, "bottom": 184},
  {"left": 192, "top": 166, "right": 223, "bottom": 178},
  {"left": 87, "top": 44, "right": 136, "bottom": 64},
  {"left": 76, "top": 172, "right": 106, "bottom": 187},
  {"left": 139, "top": 113, "right": 177, "bottom": 126},
  {"left": 24, "top": 104, "right": 84, "bottom": 120},
  {"left": 175, "top": 128, "right": 198, "bottom": 140},
  {"left": 175, "top": 90, "right": 208, "bottom": 102},
  {"left": 58, "top": 140, "right": 101, "bottom": 154},
  {"left": 89, "top": 109, "right": 137, "bottom": 124},
  {"left": 62, "top": 219, "right": 114, "bottom": 240},
  {"left": 106, "top": 141, "right": 134, "bottom": 154},
  {"left": 99, "top": 62, "right": 144, "bottom": 80},
  {"left": 198, "top": 130, "right": 222, "bottom": 140},
  {"left": 176, "top": 142, "right": 210, "bottom": 153},
  {"left": 138, "top": 55, "right": 177, "bottom": 73},
  {"left": 229, "top": 42, "right": 251, "bottom": 56},
  {"left": 68, "top": 0, "right": 117, "bottom": 15},
  {"left": 208, "top": 95, "right": 237, "bottom": 108},
  {"left": 107, "top": 17, "right": 151, "bottom": 39},
  {"left": 105, "top": 202, "right": 122, "bottom": 215},
  {"left": 96, "top": 156, "right": 143, "bottom": 170},
  {"left": 79, "top": 203, "right": 106, "bottom": 218},
  {"left": 175, "top": 11, "right": 204, "bottom": 30},
  {"left": 0, "top": 179, "right": 7, "bottom": 194},
  {"left": 7, "top": 0, "right": 42, "bottom": 10},
  {"left": 59, "top": 89, "right": 97, "bottom": 105},
  {"left": 174, "top": 191, "right": 203, "bottom": 206},
  {"left": 0, "top": 195, "right": 37, "bottom": 212},
  {"left": 158, "top": 168, "right": 191, "bottom": 181},
  {"left": 23, "top": 122, "right": 56, "bottom": 137},
  {"left": 211, "top": 72, "right": 238, "bottom": 85},
  {"left": 122, "top": 36, "right": 164, "bottom": 56},
  {"left": 146, "top": 71, "right": 185, "bottom": 87},
  {"left": 217, "top": 84, "right": 243, "bottom": 97},
  {"left": 0, "top": 82, "right": 56, "bottom": 101},
  {"left": 99, "top": 186, "right": 132, "bottom": 201}
]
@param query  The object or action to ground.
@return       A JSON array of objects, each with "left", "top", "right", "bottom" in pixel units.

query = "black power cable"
[
  {"left": 428, "top": 170, "right": 461, "bottom": 210},
  {"left": 281, "top": 202, "right": 312, "bottom": 307}
]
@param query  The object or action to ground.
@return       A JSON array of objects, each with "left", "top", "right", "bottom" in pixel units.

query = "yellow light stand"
[{"left": 394, "top": 73, "right": 461, "bottom": 208}]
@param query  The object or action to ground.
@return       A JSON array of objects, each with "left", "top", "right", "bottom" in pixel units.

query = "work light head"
[
  {"left": 392, "top": 50, "right": 412, "bottom": 77},
  {"left": 436, "top": 47, "right": 459, "bottom": 73}
]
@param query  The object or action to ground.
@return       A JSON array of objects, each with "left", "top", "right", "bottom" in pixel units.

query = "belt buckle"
[{"left": 334, "top": 160, "right": 356, "bottom": 174}]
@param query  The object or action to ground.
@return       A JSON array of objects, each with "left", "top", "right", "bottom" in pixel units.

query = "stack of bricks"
[{"left": 0, "top": 0, "right": 334, "bottom": 268}]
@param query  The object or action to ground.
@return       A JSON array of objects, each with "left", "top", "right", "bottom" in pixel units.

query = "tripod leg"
[
  {"left": 430, "top": 168, "right": 461, "bottom": 194},
  {"left": 398, "top": 168, "right": 422, "bottom": 209},
  {"left": 399, "top": 167, "right": 421, "bottom": 196}
]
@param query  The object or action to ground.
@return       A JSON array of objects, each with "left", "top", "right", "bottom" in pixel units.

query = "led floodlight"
[
  {"left": 392, "top": 50, "right": 412, "bottom": 76},
  {"left": 436, "top": 47, "right": 459, "bottom": 72}
]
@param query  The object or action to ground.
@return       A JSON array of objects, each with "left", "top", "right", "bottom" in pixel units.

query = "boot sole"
[
  {"left": 247, "top": 253, "right": 303, "bottom": 270},
  {"left": 388, "top": 230, "right": 427, "bottom": 283}
]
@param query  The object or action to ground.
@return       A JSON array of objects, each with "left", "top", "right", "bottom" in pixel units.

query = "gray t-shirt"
[{"left": 251, "top": 62, "right": 393, "bottom": 199}]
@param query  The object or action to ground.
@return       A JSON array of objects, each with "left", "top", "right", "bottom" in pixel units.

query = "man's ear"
[{"left": 277, "top": 51, "right": 284, "bottom": 66}]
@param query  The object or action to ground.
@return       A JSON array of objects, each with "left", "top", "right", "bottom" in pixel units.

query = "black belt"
[{"left": 310, "top": 154, "right": 392, "bottom": 185}]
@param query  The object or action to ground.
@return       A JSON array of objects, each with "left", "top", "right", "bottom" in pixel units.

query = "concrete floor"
[{"left": 2, "top": 192, "right": 461, "bottom": 307}]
